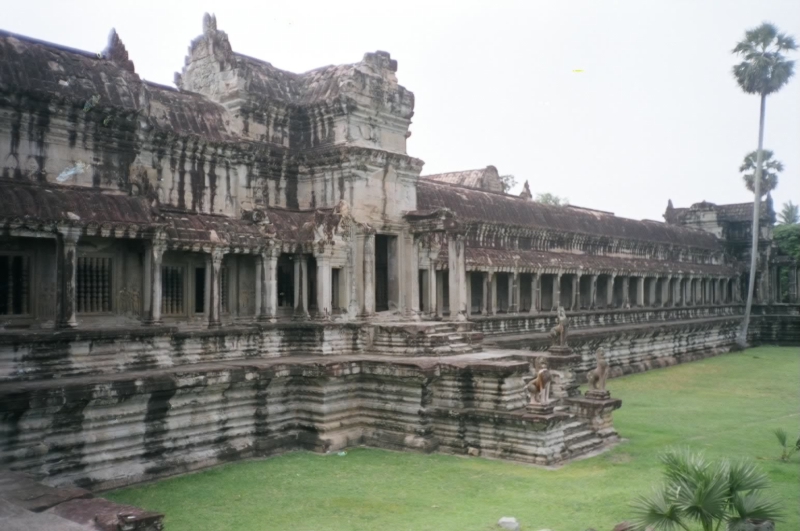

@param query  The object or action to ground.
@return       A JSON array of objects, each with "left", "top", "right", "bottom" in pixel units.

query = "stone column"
[
  {"left": 529, "top": 273, "right": 540, "bottom": 314},
  {"left": 589, "top": 274, "right": 598, "bottom": 309},
  {"left": 427, "top": 263, "right": 438, "bottom": 318},
  {"left": 436, "top": 271, "right": 445, "bottom": 317},
  {"left": 607, "top": 274, "right": 615, "bottom": 309},
  {"left": 409, "top": 236, "right": 420, "bottom": 316},
  {"left": 622, "top": 276, "right": 630, "bottom": 309},
  {"left": 316, "top": 255, "right": 332, "bottom": 319},
  {"left": 55, "top": 226, "right": 82, "bottom": 329},
  {"left": 208, "top": 248, "right": 224, "bottom": 327},
  {"left": 662, "top": 276, "right": 672, "bottom": 307},
  {"left": 293, "top": 254, "right": 309, "bottom": 319},
  {"left": 648, "top": 277, "right": 657, "bottom": 307},
  {"left": 258, "top": 249, "right": 278, "bottom": 321},
  {"left": 508, "top": 269, "right": 519, "bottom": 313},
  {"left": 481, "top": 272, "right": 490, "bottom": 315},
  {"left": 636, "top": 276, "right": 645, "bottom": 307},
  {"left": 490, "top": 272, "right": 498, "bottom": 315},
  {"left": 143, "top": 238, "right": 166, "bottom": 325},
  {"left": 553, "top": 272, "right": 561, "bottom": 310},
  {"left": 789, "top": 266, "right": 798, "bottom": 303},
  {"left": 447, "top": 233, "right": 467, "bottom": 321},
  {"left": 363, "top": 233, "right": 375, "bottom": 316},
  {"left": 572, "top": 273, "right": 580, "bottom": 311}
]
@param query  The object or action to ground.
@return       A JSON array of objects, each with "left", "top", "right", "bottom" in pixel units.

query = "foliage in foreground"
[{"left": 632, "top": 448, "right": 782, "bottom": 531}]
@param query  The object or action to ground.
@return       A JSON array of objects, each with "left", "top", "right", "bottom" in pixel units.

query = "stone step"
[{"left": 567, "top": 437, "right": 604, "bottom": 454}]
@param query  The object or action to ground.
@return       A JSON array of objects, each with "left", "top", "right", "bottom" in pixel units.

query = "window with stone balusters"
[
  {"left": 0, "top": 253, "right": 31, "bottom": 316},
  {"left": 161, "top": 265, "right": 185, "bottom": 316},
  {"left": 76, "top": 256, "right": 112, "bottom": 313}
]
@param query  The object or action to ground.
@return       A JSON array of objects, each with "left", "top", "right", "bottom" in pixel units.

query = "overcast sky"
[{"left": 4, "top": 0, "right": 799, "bottom": 221}]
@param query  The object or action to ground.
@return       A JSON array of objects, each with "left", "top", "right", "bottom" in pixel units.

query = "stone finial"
[
  {"left": 104, "top": 28, "right": 135, "bottom": 73},
  {"left": 520, "top": 181, "right": 532, "bottom": 200}
]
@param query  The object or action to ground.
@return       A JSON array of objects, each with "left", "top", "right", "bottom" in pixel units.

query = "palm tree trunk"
[{"left": 737, "top": 93, "right": 767, "bottom": 347}]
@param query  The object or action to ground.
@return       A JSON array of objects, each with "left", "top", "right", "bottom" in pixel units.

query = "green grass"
[{"left": 106, "top": 347, "right": 800, "bottom": 531}]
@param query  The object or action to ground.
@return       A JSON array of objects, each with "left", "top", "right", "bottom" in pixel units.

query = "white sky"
[{"left": 4, "top": 0, "right": 799, "bottom": 221}]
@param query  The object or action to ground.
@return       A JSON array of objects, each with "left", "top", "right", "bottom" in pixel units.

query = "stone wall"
[{"left": 0, "top": 353, "right": 610, "bottom": 490}]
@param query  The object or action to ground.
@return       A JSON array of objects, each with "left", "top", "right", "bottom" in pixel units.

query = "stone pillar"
[
  {"left": 530, "top": 273, "right": 540, "bottom": 314},
  {"left": 258, "top": 250, "right": 278, "bottom": 321},
  {"left": 208, "top": 248, "right": 224, "bottom": 327},
  {"left": 316, "top": 256, "right": 332, "bottom": 319},
  {"left": 363, "top": 233, "right": 375, "bottom": 316},
  {"left": 648, "top": 277, "right": 657, "bottom": 307},
  {"left": 553, "top": 272, "right": 561, "bottom": 311},
  {"left": 607, "top": 274, "right": 615, "bottom": 309},
  {"left": 428, "top": 262, "right": 438, "bottom": 318},
  {"left": 621, "top": 276, "right": 630, "bottom": 309},
  {"left": 481, "top": 272, "right": 490, "bottom": 315},
  {"left": 447, "top": 234, "right": 467, "bottom": 321},
  {"left": 409, "top": 236, "right": 420, "bottom": 316},
  {"left": 662, "top": 276, "right": 672, "bottom": 307},
  {"left": 143, "top": 238, "right": 166, "bottom": 325},
  {"left": 293, "top": 254, "right": 309, "bottom": 319},
  {"left": 589, "top": 274, "right": 598, "bottom": 309},
  {"left": 636, "top": 276, "right": 645, "bottom": 307},
  {"left": 55, "top": 226, "right": 82, "bottom": 329},
  {"left": 572, "top": 273, "right": 580, "bottom": 311},
  {"left": 436, "top": 271, "right": 445, "bottom": 317},
  {"left": 508, "top": 269, "right": 519, "bottom": 313},
  {"left": 789, "top": 266, "right": 798, "bottom": 303},
  {"left": 490, "top": 272, "right": 498, "bottom": 315}
]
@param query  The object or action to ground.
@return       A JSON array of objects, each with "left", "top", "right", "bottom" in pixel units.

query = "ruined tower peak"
[
  {"left": 104, "top": 28, "right": 135, "bottom": 73},
  {"left": 203, "top": 12, "right": 218, "bottom": 35}
]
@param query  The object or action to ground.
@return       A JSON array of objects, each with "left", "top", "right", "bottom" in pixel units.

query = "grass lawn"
[{"left": 106, "top": 346, "right": 800, "bottom": 531}]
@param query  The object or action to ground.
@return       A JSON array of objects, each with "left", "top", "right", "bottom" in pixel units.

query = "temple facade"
[{"left": 0, "top": 16, "right": 797, "bottom": 490}]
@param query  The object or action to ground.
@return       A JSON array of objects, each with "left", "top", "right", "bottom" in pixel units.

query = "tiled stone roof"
[
  {"left": 417, "top": 180, "right": 722, "bottom": 250},
  {"left": 0, "top": 180, "right": 152, "bottom": 227}
]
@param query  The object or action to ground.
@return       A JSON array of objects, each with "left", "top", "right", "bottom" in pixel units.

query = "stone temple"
[{"left": 0, "top": 14, "right": 798, "bottom": 504}]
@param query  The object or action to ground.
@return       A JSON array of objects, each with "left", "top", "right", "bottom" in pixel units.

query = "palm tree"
[
  {"left": 740, "top": 150, "right": 782, "bottom": 196},
  {"left": 632, "top": 449, "right": 783, "bottom": 531},
  {"left": 779, "top": 201, "right": 799, "bottom": 225},
  {"left": 732, "top": 22, "right": 797, "bottom": 347}
]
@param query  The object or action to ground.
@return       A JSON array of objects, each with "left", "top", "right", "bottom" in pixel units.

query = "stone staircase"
[
  {"left": 367, "top": 321, "right": 484, "bottom": 356},
  {"left": 561, "top": 419, "right": 604, "bottom": 457}
]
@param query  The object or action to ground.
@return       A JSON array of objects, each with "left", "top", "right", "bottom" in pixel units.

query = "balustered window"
[
  {"left": 161, "top": 265, "right": 185, "bottom": 315},
  {"left": 77, "top": 256, "right": 112, "bottom": 313},
  {"left": 0, "top": 254, "right": 30, "bottom": 316}
]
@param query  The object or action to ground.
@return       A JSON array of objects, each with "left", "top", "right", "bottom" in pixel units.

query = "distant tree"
[
  {"left": 774, "top": 224, "right": 800, "bottom": 260},
  {"left": 732, "top": 22, "right": 797, "bottom": 347},
  {"left": 778, "top": 201, "right": 799, "bottom": 224},
  {"left": 740, "top": 150, "right": 782, "bottom": 196},
  {"left": 499, "top": 174, "right": 517, "bottom": 193},
  {"left": 535, "top": 193, "right": 569, "bottom": 206}
]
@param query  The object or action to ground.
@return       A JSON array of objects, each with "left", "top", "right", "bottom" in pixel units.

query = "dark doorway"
[{"left": 374, "top": 235, "right": 399, "bottom": 312}]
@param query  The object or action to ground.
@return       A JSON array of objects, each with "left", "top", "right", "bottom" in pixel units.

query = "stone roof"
[
  {"left": 265, "top": 208, "right": 316, "bottom": 242},
  {"left": 0, "top": 180, "right": 152, "bottom": 227},
  {"left": 420, "top": 165, "right": 504, "bottom": 193},
  {"left": 160, "top": 210, "right": 265, "bottom": 247},
  {"left": 416, "top": 180, "right": 722, "bottom": 250},
  {"left": 0, "top": 30, "right": 236, "bottom": 143},
  {"left": 665, "top": 198, "right": 774, "bottom": 225}
]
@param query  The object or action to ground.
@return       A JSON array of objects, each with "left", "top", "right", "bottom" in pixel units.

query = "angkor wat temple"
[{"left": 0, "top": 15, "right": 797, "bottom": 496}]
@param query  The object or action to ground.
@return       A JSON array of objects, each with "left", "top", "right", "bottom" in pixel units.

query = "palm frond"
[
  {"left": 727, "top": 491, "right": 783, "bottom": 529},
  {"left": 674, "top": 474, "right": 728, "bottom": 530},
  {"left": 726, "top": 459, "right": 771, "bottom": 494},
  {"left": 632, "top": 486, "right": 688, "bottom": 531},
  {"left": 773, "top": 428, "right": 788, "bottom": 448}
]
